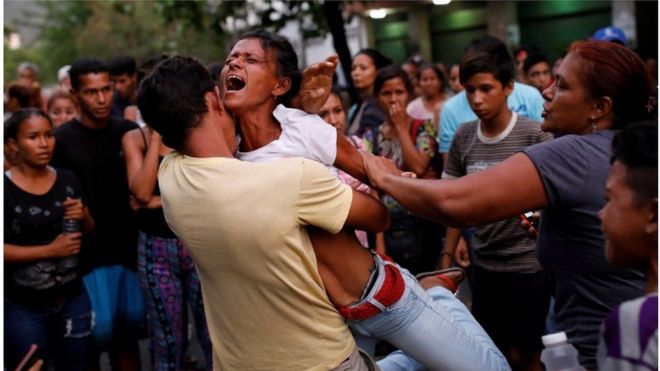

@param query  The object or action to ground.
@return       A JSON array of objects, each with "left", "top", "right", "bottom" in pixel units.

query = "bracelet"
[{"left": 440, "top": 251, "right": 454, "bottom": 258}]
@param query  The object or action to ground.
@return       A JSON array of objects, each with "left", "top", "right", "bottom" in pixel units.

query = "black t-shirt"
[
  {"left": 51, "top": 118, "right": 139, "bottom": 273},
  {"left": 110, "top": 92, "right": 132, "bottom": 118},
  {"left": 4, "top": 168, "right": 85, "bottom": 304}
]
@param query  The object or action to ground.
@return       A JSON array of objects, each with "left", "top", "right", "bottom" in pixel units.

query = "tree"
[{"left": 5, "top": 0, "right": 230, "bottom": 85}]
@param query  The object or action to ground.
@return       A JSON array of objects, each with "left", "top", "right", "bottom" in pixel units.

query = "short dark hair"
[
  {"left": 612, "top": 120, "right": 658, "bottom": 204},
  {"left": 459, "top": 36, "right": 515, "bottom": 86},
  {"left": 4, "top": 108, "right": 52, "bottom": 142},
  {"left": 355, "top": 48, "right": 393, "bottom": 70},
  {"left": 137, "top": 56, "right": 215, "bottom": 152},
  {"left": 207, "top": 62, "right": 224, "bottom": 87},
  {"left": 69, "top": 57, "right": 110, "bottom": 90},
  {"left": 523, "top": 53, "right": 550, "bottom": 75},
  {"left": 237, "top": 29, "right": 301, "bottom": 106},
  {"left": 137, "top": 54, "right": 169, "bottom": 85},
  {"left": 7, "top": 83, "right": 34, "bottom": 108},
  {"left": 108, "top": 56, "right": 137, "bottom": 76},
  {"left": 373, "top": 65, "right": 414, "bottom": 97}
]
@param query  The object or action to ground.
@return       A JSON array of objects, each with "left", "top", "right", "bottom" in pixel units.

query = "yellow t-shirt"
[{"left": 158, "top": 153, "right": 355, "bottom": 370}]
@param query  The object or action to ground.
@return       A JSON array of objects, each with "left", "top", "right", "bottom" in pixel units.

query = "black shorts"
[{"left": 471, "top": 265, "right": 550, "bottom": 353}]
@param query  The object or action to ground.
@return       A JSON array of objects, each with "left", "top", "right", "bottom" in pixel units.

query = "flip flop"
[{"left": 415, "top": 267, "right": 466, "bottom": 294}]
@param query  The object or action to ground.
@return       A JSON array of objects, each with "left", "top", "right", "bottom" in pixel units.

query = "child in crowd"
[
  {"left": 47, "top": 90, "right": 79, "bottom": 128},
  {"left": 597, "top": 121, "right": 658, "bottom": 371},
  {"left": 441, "top": 35, "right": 553, "bottom": 370}
]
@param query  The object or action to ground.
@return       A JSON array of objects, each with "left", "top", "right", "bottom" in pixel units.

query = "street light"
[{"left": 432, "top": 0, "right": 451, "bottom": 5}]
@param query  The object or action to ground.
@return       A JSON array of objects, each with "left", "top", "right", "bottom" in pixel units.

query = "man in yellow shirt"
[{"left": 137, "top": 56, "right": 389, "bottom": 370}]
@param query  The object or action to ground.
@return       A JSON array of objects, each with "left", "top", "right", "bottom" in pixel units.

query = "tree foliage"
[
  {"left": 4, "top": 0, "right": 359, "bottom": 87},
  {"left": 5, "top": 0, "right": 229, "bottom": 85}
]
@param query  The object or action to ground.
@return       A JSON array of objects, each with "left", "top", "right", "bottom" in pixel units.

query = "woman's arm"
[
  {"left": 334, "top": 135, "right": 370, "bottom": 186},
  {"left": 62, "top": 197, "right": 95, "bottom": 234},
  {"left": 362, "top": 152, "right": 549, "bottom": 228},
  {"left": 122, "top": 128, "right": 161, "bottom": 204},
  {"left": 4, "top": 233, "right": 82, "bottom": 263},
  {"left": 389, "top": 102, "right": 432, "bottom": 176},
  {"left": 290, "top": 55, "right": 339, "bottom": 113}
]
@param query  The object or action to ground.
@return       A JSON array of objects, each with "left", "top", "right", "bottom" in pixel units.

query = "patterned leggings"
[{"left": 137, "top": 231, "right": 212, "bottom": 371}]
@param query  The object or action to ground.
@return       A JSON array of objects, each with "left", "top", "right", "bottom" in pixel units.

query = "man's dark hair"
[
  {"left": 207, "top": 63, "right": 224, "bottom": 87},
  {"left": 523, "top": 53, "right": 550, "bottom": 75},
  {"left": 237, "top": 29, "right": 301, "bottom": 106},
  {"left": 7, "top": 83, "right": 34, "bottom": 108},
  {"left": 459, "top": 36, "right": 515, "bottom": 86},
  {"left": 373, "top": 65, "right": 414, "bottom": 97},
  {"left": 137, "top": 54, "right": 169, "bottom": 85},
  {"left": 137, "top": 56, "right": 215, "bottom": 152},
  {"left": 69, "top": 57, "right": 110, "bottom": 90},
  {"left": 612, "top": 120, "right": 658, "bottom": 204},
  {"left": 108, "top": 55, "right": 137, "bottom": 76}
]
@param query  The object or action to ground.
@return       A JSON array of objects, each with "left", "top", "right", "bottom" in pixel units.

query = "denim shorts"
[{"left": 4, "top": 286, "right": 93, "bottom": 371}]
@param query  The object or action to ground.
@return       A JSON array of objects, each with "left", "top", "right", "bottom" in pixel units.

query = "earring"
[{"left": 590, "top": 117, "right": 598, "bottom": 132}]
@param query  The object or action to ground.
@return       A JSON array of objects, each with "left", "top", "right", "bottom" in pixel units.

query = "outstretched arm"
[
  {"left": 335, "top": 134, "right": 370, "bottom": 186},
  {"left": 290, "top": 54, "right": 339, "bottom": 114},
  {"left": 362, "top": 152, "right": 549, "bottom": 228}
]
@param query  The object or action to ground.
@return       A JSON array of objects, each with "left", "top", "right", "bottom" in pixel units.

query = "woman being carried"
[{"left": 220, "top": 29, "right": 509, "bottom": 371}]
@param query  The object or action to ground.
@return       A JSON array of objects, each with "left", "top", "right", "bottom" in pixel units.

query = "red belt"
[{"left": 338, "top": 253, "right": 405, "bottom": 321}]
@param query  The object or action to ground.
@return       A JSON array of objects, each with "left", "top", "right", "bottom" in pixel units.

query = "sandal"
[{"left": 415, "top": 267, "right": 466, "bottom": 294}]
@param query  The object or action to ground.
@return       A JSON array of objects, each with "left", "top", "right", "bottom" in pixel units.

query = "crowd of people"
[{"left": 3, "top": 24, "right": 657, "bottom": 371}]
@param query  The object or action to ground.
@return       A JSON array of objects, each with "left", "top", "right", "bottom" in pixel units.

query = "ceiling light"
[
  {"left": 433, "top": 0, "right": 451, "bottom": 5},
  {"left": 369, "top": 9, "right": 387, "bottom": 19}
]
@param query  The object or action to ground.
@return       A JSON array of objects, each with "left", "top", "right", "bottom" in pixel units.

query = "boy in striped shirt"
[{"left": 598, "top": 121, "right": 658, "bottom": 371}]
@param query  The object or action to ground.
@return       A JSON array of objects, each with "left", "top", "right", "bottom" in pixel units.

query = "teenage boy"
[
  {"left": 523, "top": 53, "right": 554, "bottom": 92},
  {"left": 441, "top": 36, "right": 554, "bottom": 370},
  {"left": 598, "top": 121, "right": 657, "bottom": 371},
  {"left": 438, "top": 37, "right": 544, "bottom": 161},
  {"left": 108, "top": 55, "right": 137, "bottom": 118},
  {"left": 52, "top": 57, "right": 144, "bottom": 370}
]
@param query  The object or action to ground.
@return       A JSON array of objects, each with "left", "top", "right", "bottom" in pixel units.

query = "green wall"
[{"left": 517, "top": 1, "right": 612, "bottom": 61}]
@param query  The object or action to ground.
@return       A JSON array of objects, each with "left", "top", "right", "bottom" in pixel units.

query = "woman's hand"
[
  {"left": 388, "top": 101, "right": 410, "bottom": 135},
  {"left": 294, "top": 54, "right": 339, "bottom": 113},
  {"left": 149, "top": 127, "right": 162, "bottom": 145},
  {"left": 360, "top": 152, "right": 400, "bottom": 191},
  {"left": 519, "top": 211, "right": 540, "bottom": 239},
  {"left": 454, "top": 238, "right": 471, "bottom": 268},
  {"left": 62, "top": 197, "right": 84, "bottom": 220},
  {"left": 49, "top": 232, "right": 82, "bottom": 258}
]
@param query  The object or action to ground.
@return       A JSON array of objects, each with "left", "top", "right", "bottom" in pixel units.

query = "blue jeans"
[
  {"left": 4, "top": 286, "right": 93, "bottom": 371},
  {"left": 348, "top": 256, "right": 510, "bottom": 371}
]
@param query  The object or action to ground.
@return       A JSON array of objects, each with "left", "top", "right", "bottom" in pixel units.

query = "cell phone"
[
  {"left": 14, "top": 344, "right": 39, "bottom": 371},
  {"left": 520, "top": 211, "right": 539, "bottom": 229}
]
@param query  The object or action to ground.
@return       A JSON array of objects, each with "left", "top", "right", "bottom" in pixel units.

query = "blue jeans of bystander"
[{"left": 4, "top": 286, "right": 93, "bottom": 371}]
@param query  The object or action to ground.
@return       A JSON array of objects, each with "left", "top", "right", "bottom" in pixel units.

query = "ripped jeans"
[{"left": 4, "top": 286, "right": 93, "bottom": 371}]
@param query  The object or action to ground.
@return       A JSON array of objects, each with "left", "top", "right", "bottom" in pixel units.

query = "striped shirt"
[
  {"left": 598, "top": 294, "right": 658, "bottom": 371},
  {"left": 443, "top": 113, "right": 553, "bottom": 272}
]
